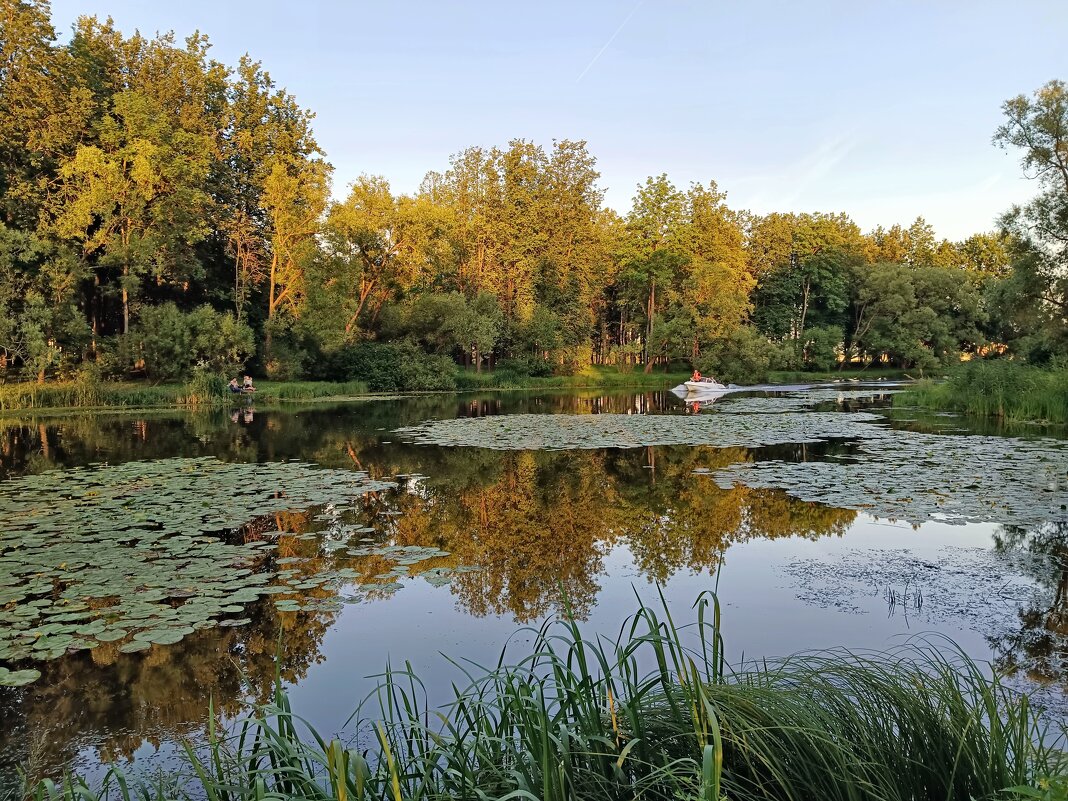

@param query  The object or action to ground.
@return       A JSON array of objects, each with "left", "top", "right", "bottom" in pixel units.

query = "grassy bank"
[
  {"left": 897, "top": 361, "right": 1068, "bottom": 423},
  {"left": 0, "top": 364, "right": 924, "bottom": 413},
  {"left": 0, "top": 379, "right": 372, "bottom": 412},
  {"left": 0, "top": 368, "right": 690, "bottom": 412},
  {"left": 31, "top": 593, "right": 1065, "bottom": 801}
]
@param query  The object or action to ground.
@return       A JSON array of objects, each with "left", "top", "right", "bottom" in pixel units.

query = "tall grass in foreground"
[
  {"left": 898, "top": 360, "right": 1068, "bottom": 423},
  {"left": 30, "top": 592, "right": 1065, "bottom": 801}
]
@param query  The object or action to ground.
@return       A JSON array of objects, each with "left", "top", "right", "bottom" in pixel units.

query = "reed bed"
[
  {"left": 0, "top": 379, "right": 371, "bottom": 412},
  {"left": 29, "top": 592, "right": 1066, "bottom": 800},
  {"left": 899, "top": 361, "right": 1068, "bottom": 423}
]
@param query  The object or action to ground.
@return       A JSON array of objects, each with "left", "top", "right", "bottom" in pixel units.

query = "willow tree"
[
  {"left": 678, "top": 182, "right": 752, "bottom": 351},
  {"left": 620, "top": 174, "right": 687, "bottom": 369},
  {"left": 217, "top": 58, "right": 321, "bottom": 321},
  {"left": 0, "top": 0, "right": 93, "bottom": 229}
]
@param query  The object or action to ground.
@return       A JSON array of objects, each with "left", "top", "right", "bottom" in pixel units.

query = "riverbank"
[
  {"left": 28, "top": 593, "right": 1061, "bottom": 800},
  {"left": 0, "top": 366, "right": 911, "bottom": 413},
  {"left": 896, "top": 362, "right": 1068, "bottom": 424},
  {"left": 0, "top": 378, "right": 374, "bottom": 412}
]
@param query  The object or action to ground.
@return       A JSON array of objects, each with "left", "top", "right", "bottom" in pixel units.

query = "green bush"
[
  {"left": 803, "top": 325, "right": 844, "bottom": 371},
  {"left": 70, "top": 361, "right": 104, "bottom": 407},
  {"left": 129, "top": 303, "right": 253, "bottom": 380},
  {"left": 699, "top": 327, "right": 786, "bottom": 384},
  {"left": 497, "top": 355, "right": 556, "bottom": 378},
  {"left": 183, "top": 364, "right": 229, "bottom": 405},
  {"left": 326, "top": 341, "right": 457, "bottom": 392}
]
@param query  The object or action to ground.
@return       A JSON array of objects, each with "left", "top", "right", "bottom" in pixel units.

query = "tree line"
[{"left": 0, "top": 1, "right": 1063, "bottom": 387}]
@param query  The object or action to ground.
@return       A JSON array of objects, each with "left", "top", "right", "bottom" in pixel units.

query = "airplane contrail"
[{"left": 576, "top": 0, "right": 644, "bottom": 83}]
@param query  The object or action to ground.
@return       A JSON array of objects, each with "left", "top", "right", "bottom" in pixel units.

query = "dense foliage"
[{"left": 0, "top": 2, "right": 1062, "bottom": 387}]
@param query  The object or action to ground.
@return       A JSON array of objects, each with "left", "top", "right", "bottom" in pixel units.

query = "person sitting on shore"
[
  {"left": 242, "top": 375, "right": 256, "bottom": 393},
  {"left": 228, "top": 378, "right": 242, "bottom": 393}
]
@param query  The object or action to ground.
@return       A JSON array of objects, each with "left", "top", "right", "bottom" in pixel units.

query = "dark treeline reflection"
[
  {"left": 0, "top": 393, "right": 860, "bottom": 781},
  {"left": 992, "top": 523, "right": 1068, "bottom": 682},
  {"left": 0, "top": 391, "right": 691, "bottom": 480}
]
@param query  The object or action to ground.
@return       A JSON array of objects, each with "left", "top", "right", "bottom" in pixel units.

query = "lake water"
[{"left": 1, "top": 385, "right": 1067, "bottom": 789}]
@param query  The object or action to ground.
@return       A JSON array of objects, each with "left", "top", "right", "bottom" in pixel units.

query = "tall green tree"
[{"left": 991, "top": 79, "right": 1068, "bottom": 358}]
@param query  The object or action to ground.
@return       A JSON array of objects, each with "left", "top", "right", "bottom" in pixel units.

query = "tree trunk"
[
  {"left": 266, "top": 253, "right": 278, "bottom": 360},
  {"left": 122, "top": 264, "right": 130, "bottom": 335},
  {"left": 235, "top": 252, "right": 242, "bottom": 322},
  {"left": 644, "top": 278, "right": 655, "bottom": 370},
  {"left": 797, "top": 276, "right": 810, "bottom": 347}
]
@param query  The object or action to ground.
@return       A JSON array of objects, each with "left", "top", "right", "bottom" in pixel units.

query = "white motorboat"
[{"left": 683, "top": 378, "right": 729, "bottom": 393}]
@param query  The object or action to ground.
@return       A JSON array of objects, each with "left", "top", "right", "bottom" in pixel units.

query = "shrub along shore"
[
  {"left": 0, "top": 365, "right": 917, "bottom": 413},
  {"left": 29, "top": 593, "right": 1065, "bottom": 800},
  {"left": 0, "top": 367, "right": 699, "bottom": 413},
  {"left": 897, "top": 361, "right": 1068, "bottom": 424}
]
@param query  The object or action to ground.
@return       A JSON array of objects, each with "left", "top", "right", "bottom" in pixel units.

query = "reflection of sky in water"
[
  {"left": 1, "top": 387, "right": 1066, "bottom": 784},
  {"left": 74, "top": 515, "right": 1016, "bottom": 781},
  {"left": 284, "top": 516, "right": 1009, "bottom": 740}
]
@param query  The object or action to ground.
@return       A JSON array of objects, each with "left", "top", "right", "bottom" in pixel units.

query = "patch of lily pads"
[
  {"left": 396, "top": 393, "right": 1067, "bottom": 529},
  {"left": 780, "top": 545, "right": 1045, "bottom": 635},
  {"left": 0, "top": 666, "right": 41, "bottom": 687},
  {"left": 0, "top": 457, "right": 396, "bottom": 673},
  {"left": 395, "top": 411, "right": 883, "bottom": 451},
  {"left": 713, "top": 388, "right": 902, "bottom": 415},
  {"left": 712, "top": 424, "right": 1068, "bottom": 527}
]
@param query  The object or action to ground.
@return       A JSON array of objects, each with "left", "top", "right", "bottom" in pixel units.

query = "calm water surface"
[{"left": 1, "top": 386, "right": 1067, "bottom": 788}]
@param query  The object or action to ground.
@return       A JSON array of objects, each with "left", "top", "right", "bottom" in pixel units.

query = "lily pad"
[{"left": 0, "top": 667, "right": 41, "bottom": 687}]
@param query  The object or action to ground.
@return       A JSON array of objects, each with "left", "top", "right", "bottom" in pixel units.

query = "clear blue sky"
[{"left": 49, "top": 0, "right": 1067, "bottom": 240}]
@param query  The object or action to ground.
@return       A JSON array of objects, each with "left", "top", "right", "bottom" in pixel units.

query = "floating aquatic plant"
[
  {"left": 395, "top": 410, "right": 882, "bottom": 450},
  {"left": 0, "top": 457, "right": 396, "bottom": 671},
  {"left": 713, "top": 388, "right": 902, "bottom": 415},
  {"left": 712, "top": 424, "right": 1068, "bottom": 527},
  {"left": 396, "top": 392, "right": 1068, "bottom": 528}
]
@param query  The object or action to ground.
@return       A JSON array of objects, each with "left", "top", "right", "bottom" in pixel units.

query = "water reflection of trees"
[
  {"left": 0, "top": 396, "right": 860, "bottom": 783},
  {"left": 991, "top": 523, "right": 1068, "bottom": 682},
  {"left": 363, "top": 445, "right": 856, "bottom": 620},
  {"left": 0, "top": 598, "right": 336, "bottom": 787},
  {"left": 0, "top": 390, "right": 701, "bottom": 479}
]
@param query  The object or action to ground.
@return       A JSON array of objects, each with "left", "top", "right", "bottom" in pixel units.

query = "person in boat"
[
  {"left": 228, "top": 378, "right": 242, "bottom": 393},
  {"left": 242, "top": 375, "right": 256, "bottom": 393},
  {"left": 692, "top": 369, "right": 719, "bottom": 384}
]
